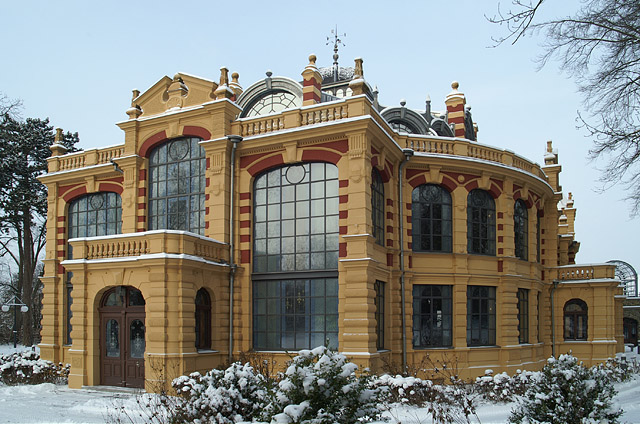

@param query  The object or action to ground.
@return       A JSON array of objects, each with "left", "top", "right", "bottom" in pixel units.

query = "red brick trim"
[
  {"left": 240, "top": 250, "right": 250, "bottom": 263},
  {"left": 97, "top": 182, "right": 122, "bottom": 194},
  {"left": 247, "top": 154, "right": 285, "bottom": 177},
  {"left": 498, "top": 261, "right": 503, "bottom": 272},
  {"left": 240, "top": 206, "right": 251, "bottom": 214},
  {"left": 139, "top": 169, "right": 147, "bottom": 181},
  {"left": 240, "top": 192, "right": 251, "bottom": 200},
  {"left": 138, "top": 188, "right": 146, "bottom": 197},
  {"left": 62, "top": 186, "right": 88, "bottom": 203},
  {"left": 240, "top": 235, "right": 251, "bottom": 243},
  {"left": 339, "top": 179, "right": 349, "bottom": 188},
  {"left": 339, "top": 226, "right": 348, "bottom": 235},
  {"left": 301, "top": 150, "right": 342, "bottom": 165},
  {"left": 387, "top": 253, "right": 393, "bottom": 267},
  {"left": 240, "top": 220, "right": 251, "bottom": 228},
  {"left": 339, "top": 243, "right": 347, "bottom": 257},
  {"left": 339, "top": 210, "right": 348, "bottom": 219},
  {"left": 183, "top": 126, "right": 211, "bottom": 140},
  {"left": 339, "top": 195, "right": 348, "bottom": 204},
  {"left": 139, "top": 131, "right": 167, "bottom": 158}
]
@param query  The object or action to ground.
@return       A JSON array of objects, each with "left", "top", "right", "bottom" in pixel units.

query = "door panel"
[
  {"left": 125, "top": 314, "right": 145, "bottom": 388},
  {"left": 101, "top": 315, "right": 124, "bottom": 386}
]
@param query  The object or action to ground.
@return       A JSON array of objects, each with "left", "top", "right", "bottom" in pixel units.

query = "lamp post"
[{"left": 2, "top": 296, "right": 29, "bottom": 348}]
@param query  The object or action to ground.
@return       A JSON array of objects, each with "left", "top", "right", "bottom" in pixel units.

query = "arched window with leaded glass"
[
  {"left": 148, "top": 137, "right": 206, "bottom": 235},
  {"left": 371, "top": 169, "right": 385, "bottom": 246},
  {"left": 252, "top": 162, "right": 339, "bottom": 351},
  {"left": 514, "top": 199, "right": 529, "bottom": 261},
  {"left": 564, "top": 299, "right": 588, "bottom": 340},
  {"left": 411, "top": 184, "right": 452, "bottom": 252},
  {"left": 467, "top": 189, "right": 496, "bottom": 255}
]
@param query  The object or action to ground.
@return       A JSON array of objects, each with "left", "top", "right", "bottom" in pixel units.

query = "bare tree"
[{"left": 488, "top": 1, "right": 640, "bottom": 214}]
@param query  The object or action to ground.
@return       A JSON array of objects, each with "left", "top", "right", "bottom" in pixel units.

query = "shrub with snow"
[
  {"left": 475, "top": 368, "right": 535, "bottom": 403},
  {"left": 0, "top": 350, "right": 69, "bottom": 385},
  {"left": 509, "top": 354, "right": 623, "bottom": 424},
  {"left": 270, "top": 346, "right": 383, "bottom": 424},
  {"left": 171, "top": 362, "right": 272, "bottom": 424}
]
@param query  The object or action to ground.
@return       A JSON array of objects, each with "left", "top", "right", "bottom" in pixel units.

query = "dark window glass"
[
  {"left": 514, "top": 200, "right": 528, "bottom": 261},
  {"left": 467, "top": 286, "right": 496, "bottom": 346},
  {"left": 68, "top": 192, "right": 122, "bottom": 242},
  {"left": 371, "top": 169, "right": 385, "bottom": 246},
  {"left": 129, "top": 319, "right": 145, "bottom": 358},
  {"left": 564, "top": 299, "right": 588, "bottom": 340},
  {"left": 413, "top": 285, "right": 453, "bottom": 347},
  {"left": 537, "top": 292, "right": 541, "bottom": 343},
  {"left": 101, "top": 287, "right": 145, "bottom": 308},
  {"left": 253, "top": 163, "right": 339, "bottom": 273},
  {"left": 106, "top": 319, "right": 120, "bottom": 357},
  {"left": 253, "top": 278, "right": 338, "bottom": 350},
  {"left": 467, "top": 190, "right": 496, "bottom": 255},
  {"left": 253, "top": 163, "right": 339, "bottom": 350},
  {"left": 517, "top": 289, "right": 529, "bottom": 344},
  {"left": 148, "top": 137, "right": 206, "bottom": 235},
  {"left": 195, "top": 289, "right": 212, "bottom": 350},
  {"left": 65, "top": 272, "right": 73, "bottom": 345},
  {"left": 412, "top": 185, "right": 452, "bottom": 252},
  {"left": 536, "top": 214, "right": 541, "bottom": 263},
  {"left": 375, "top": 281, "right": 385, "bottom": 350}
]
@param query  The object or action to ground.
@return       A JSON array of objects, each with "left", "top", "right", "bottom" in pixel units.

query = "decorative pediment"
[{"left": 126, "top": 73, "right": 220, "bottom": 119}]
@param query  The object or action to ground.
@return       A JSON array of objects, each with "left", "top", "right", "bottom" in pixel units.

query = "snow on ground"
[{"left": 0, "top": 345, "right": 639, "bottom": 423}]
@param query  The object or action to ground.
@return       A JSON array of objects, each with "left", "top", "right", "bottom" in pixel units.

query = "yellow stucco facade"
[{"left": 38, "top": 55, "right": 623, "bottom": 392}]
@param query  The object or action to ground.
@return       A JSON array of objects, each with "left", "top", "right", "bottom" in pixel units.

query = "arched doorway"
[{"left": 99, "top": 286, "right": 145, "bottom": 388}]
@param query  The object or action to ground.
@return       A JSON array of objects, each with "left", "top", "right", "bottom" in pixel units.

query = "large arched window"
[
  {"left": 514, "top": 199, "right": 528, "bottom": 261},
  {"left": 195, "top": 289, "right": 211, "bottom": 350},
  {"left": 564, "top": 299, "right": 588, "bottom": 341},
  {"left": 467, "top": 189, "right": 496, "bottom": 255},
  {"left": 68, "top": 192, "right": 122, "bottom": 240},
  {"left": 253, "top": 162, "right": 339, "bottom": 351},
  {"left": 412, "top": 184, "right": 452, "bottom": 252},
  {"left": 371, "top": 169, "right": 385, "bottom": 246},
  {"left": 67, "top": 192, "right": 122, "bottom": 345},
  {"left": 148, "top": 137, "right": 206, "bottom": 235}
]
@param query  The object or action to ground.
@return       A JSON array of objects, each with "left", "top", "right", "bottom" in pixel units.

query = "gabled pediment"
[{"left": 128, "top": 73, "right": 219, "bottom": 119}]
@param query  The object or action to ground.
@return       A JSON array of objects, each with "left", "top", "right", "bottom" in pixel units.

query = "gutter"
[
  {"left": 227, "top": 135, "right": 243, "bottom": 363},
  {"left": 398, "top": 148, "right": 414, "bottom": 372}
]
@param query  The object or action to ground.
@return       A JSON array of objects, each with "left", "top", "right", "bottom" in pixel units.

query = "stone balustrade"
[
  {"left": 48, "top": 145, "right": 125, "bottom": 173},
  {"left": 68, "top": 230, "right": 229, "bottom": 264},
  {"left": 556, "top": 263, "right": 617, "bottom": 281}
]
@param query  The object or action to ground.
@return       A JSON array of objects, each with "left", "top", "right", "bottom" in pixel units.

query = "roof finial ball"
[
  {"left": 451, "top": 81, "right": 460, "bottom": 91},
  {"left": 308, "top": 54, "right": 317, "bottom": 66},
  {"left": 400, "top": 99, "right": 407, "bottom": 107},
  {"left": 266, "top": 70, "right": 273, "bottom": 78}
]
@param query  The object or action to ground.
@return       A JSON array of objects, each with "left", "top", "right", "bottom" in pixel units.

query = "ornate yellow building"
[{"left": 38, "top": 55, "right": 623, "bottom": 391}]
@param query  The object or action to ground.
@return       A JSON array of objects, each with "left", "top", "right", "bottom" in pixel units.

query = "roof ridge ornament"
[{"left": 326, "top": 25, "right": 346, "bottom": 83}]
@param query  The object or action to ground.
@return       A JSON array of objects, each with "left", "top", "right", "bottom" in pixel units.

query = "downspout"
[
  {"left": 227, "top": 135, "right": 243, "bottom": 364},
  {"left": 398, "top": 148, "right": 414, "bottom": 372},
  {"left": 551, "top": 280, "right": 559, "bottom": 357}
]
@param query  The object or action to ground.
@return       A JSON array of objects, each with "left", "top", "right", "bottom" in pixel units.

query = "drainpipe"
[
  {"left": 398, "top": 148, "right": 414, "bottom": 372},
  {"left": 227, "top": 135, "right": 243, "bottom": 364},
  {"left": 551, "top": 280, "right": 559, "bottom": 357}
]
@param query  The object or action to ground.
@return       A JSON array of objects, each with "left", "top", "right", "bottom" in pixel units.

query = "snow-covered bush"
[
  {"left": 373, "top": 373, "right": 479, "bottom": 424},
  {"left": 270, "top": 346, "right": 383, "bottom": 424},
  {"left": 0, "top": 350, "right": 69, "bottom": 385},
  {"left": 509, "top": 354, "right": 623, "bottom": 424},
  {"left": 171, "top": 362, "right": 272, "bottom": 424},
  {"left": 475, "top": 368, "right": 535, "bottom": 403}
]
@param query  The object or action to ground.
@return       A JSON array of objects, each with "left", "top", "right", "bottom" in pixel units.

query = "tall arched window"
[
  {"left": 514, "top": 199, "right": 528, "bottom": 261},
  {"left": 148, "top": 137, "right": 206, "bottom": 235},
  {"left": 67, "top": 192, "right": 122, "bottom": 345},
  {"left": 195, "top": 289, "right": 211, "bottom": 350},
  {"left": 412, "top": 184, "right": 452, "bottom": 252},
  {"left": 564, "top": 299, "right": 588, "bottom": 340},
  {"left": 253, "top": 162, "right": 339, "bottom": 351},
  {"left": 371, "top": 169, "right": 385, "bottom": 246},
  {"left": 467, "top": 189, "right": 496, "bottom": 255}
]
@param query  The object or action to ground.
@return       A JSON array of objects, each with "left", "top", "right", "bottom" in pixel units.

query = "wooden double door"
[{"left": 99, "top": 287, "right": 146, "bottom": 388}]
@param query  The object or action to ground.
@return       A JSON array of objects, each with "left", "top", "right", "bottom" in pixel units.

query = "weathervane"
[{"left": 326, "top": 25, "right": 346, "bottom": 82}]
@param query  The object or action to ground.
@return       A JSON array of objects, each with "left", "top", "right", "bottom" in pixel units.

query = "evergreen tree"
[{"left": 0, "top": 112, "right": 79, "bottom": 345}]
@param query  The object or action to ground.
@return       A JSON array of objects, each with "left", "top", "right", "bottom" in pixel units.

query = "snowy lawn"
[{"left": 0, "top": 345, "right": 640, "bottom": 423}]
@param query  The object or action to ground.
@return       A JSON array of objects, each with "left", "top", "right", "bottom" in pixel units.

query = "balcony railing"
[
  {"left": 67, "top": 230, "right": 229, "bottom": 264},
  {"left": 556, "top": 264, "right": 617, "bottom": 281},
  {"left": 48, "top": 145, "right": 125, "bottom": 173}
]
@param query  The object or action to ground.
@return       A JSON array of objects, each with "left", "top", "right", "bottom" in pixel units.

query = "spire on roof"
[{"left": 326, "top": 25, "right": 346, "bottom": 83}]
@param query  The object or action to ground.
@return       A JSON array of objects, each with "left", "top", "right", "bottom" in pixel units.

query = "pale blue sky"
[{"left": 3, "top": 0, "right": 638, "bottom": 271}]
